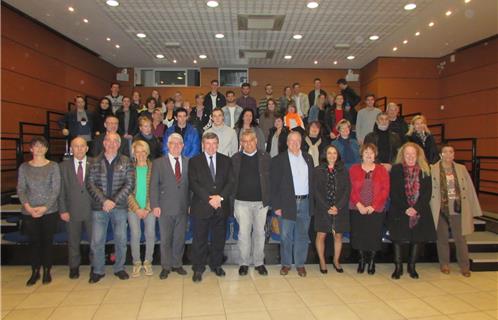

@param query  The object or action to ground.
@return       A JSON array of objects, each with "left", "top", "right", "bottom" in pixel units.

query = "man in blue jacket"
[{"left": 163, "top": 107, "right": 200, "bottom": 158}]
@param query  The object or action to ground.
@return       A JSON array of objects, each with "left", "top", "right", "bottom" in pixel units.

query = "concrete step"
[{"left": 470, "top": 252, "right": 498, "bottom": 271}]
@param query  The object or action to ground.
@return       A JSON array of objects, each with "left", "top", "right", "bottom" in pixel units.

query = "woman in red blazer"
[{"left": 349, "top": 143, "right": 390, "bottom": 275}]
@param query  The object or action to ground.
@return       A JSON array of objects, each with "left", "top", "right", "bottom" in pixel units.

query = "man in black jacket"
[
  {"left": 337, "top": 78, "right": 361, "bottom": 119},
  {"left": 231, "top": 129, "right": 271, "bottom": 276},
  {"left": 386, "top": 102, "right": 408, "bottom": 143},
  {"left": 308, "top": 78, "right": 328, "bottom": 107},
  {"left": 204, "top": 79, "right": 226, "bottom": 112},
  {"left": 364, "top": 112, "right": 401, "bottom": 172},
  {"left": 270, "top": 131, "right": 314, "bottom": 277},
  {"left": 189, "top": 132, "right": 233, "bottom": 282}
]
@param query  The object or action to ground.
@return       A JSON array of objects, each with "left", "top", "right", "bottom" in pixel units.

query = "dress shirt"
[
  {"left": 168, "top": 153, "right": 182, "bottom": 174},
  {"left": 74, "top": 156, "right": 87, "bottom": 179},
  {"left": 288, "top": 150, "right": 309, "bottom": 196}
]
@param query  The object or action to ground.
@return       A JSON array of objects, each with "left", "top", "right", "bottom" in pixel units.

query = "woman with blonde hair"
[
  {"left": 128, "top": 140, "right": 156, "bottom": 277},
  {"left": 388, "top": 142, "right": 436, "bottom": 279},
  {"left": 431, "top": 144, "right": 482, "bottom": 277},
  {"left": 406, "top": 115, "right": 438, "bottom": 164}
]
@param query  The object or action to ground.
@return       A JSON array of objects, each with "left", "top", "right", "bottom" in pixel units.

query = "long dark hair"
[
  {"left": 320, "top": 144, "right": 342, "bottom": 165},
  {"left": 98, "top": 97, "right": 112, "bottom": 113},
  {"left": 236, "top": 108, "right": 258, "bottom": 129}
]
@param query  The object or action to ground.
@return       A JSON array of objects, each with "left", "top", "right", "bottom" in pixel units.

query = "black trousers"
[
  {"left": 191, "top": 212, "right": 227, "bottom": 272},
  {"left": 22, "top": 213, "right": 59, "bottom": 268}
]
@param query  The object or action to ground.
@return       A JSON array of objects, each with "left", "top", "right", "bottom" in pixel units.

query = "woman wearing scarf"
[
  {"left": 388, "top": 142, "right": 435, "bottom": 279},
  {"left": 312, "top": 145, "right": 351, "bottom": 273},
  {"left": 430, "top": 144, "right": 482, "bottom": 277},
  {"left": 332, "top": 119, "right": 360, "bottom": 170},
  {"left": 302, "top": 121, "right": 328, "bottom": 167},
  {"left": 406, "top": 115, "right": 439, "bottom": 164}
]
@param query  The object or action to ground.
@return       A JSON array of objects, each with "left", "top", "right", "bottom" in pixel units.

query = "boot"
[
  {"left": 391, "top": 243, "right": 403, "bottom": 279},
  {"left": 26, "top": 266, "right": 40, "bottom": 286},
  {"left": 357, "top": 250, "right": 366, "bottom": 274},
  {"left": 367, "top": 251, "right": 376, "bottom": 275},
  {"left": 407, "top": 243, "right": 419, "bottom": 279},
  {"left": 42, "top": 267, "right": 52, "bottom": 284}
]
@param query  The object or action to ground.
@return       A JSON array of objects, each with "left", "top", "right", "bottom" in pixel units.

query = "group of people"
[{"left": 18, "top": 78, "right": 483, "bottom": 287}]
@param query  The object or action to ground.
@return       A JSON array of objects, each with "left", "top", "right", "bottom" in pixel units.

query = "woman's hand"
[
  {"left": 356, "top": 203, "right": 367, "bottom": 215},
  {"left": 365, "top": 206, "right": 375, "bottom": 214},
  {"left": 405, "top": 207, "right": 417, "bottom": 217},
  {"left": 328, "top": 206, "right": 338, "bottom": 215}
]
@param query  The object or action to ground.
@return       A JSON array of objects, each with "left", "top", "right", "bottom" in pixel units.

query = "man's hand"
[
  {"left": 60, "top": 212, "right": 70, "bottom": 222},
  {"left": 208, "top": 195, "right": 222, "bottom": 209},
  {"left": 274, "top": 209, "right": 282, "bottom": 216},
  {"left": 405, "top": 207, "right": 417, "bottom": 217},
  {"left": 62, "top": 129, "right": 69, "bottom": 136},
  {"left": 136, "top": 209, "right": 148, "bottom": 219},
  {"left": 152, "top": 207, "right": 161, "bottom": 218},
  {"left": 103, "top": 200, "right": 116, "bottom": 212}
]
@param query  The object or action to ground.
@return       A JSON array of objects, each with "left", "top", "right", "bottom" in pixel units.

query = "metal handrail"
[
  {"left": 0, "top": 137, "right": 22, "bottom": 171},
  {"left": 375, "top": 96, "right": 387, "bottom": 111},
  {"left": 19, "top": 122, "right": 48, "bottom": 162},
  {"left": 476, "top": 156, "right": 498, "bottom": 196}
]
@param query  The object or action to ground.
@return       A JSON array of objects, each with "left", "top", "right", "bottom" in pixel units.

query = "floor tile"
[
  {"left": 93, "top": 302, "right": 141, "bottom": 320},
  {"left": 431, "top": 279, "right": 481, "bottom": 294},
  {"left": 454, "top": 291, "right": 498, "bottom": 311},
  {"left": 219, "top": 279, "right": 258, "bottom": 296},
  {"left": 226, "top": 311, "right": 271, "bottom": 320},
  {"left": 310, "top": 304, "right": 360, "bottom": 320},
  {"left": 348, "top": 301, "right": 404, "bottom": 320},
  {"left": 222, "top": 293, "right": 266, "bottom": 314},
  {"left": 16, "top": 292, "right": 68, "bottom": 309},
  {"left": 366, "top": 282, "right": 415, "bottom": 301},
  {"left": 448, "top": 311, "right": 495, "bottom": 320},
  {"left": 385, "top": 298, "right": 441, "bottom": 318},
  {"left": 60, "top": 289, "right": 108, "bottom": 306},
  {"left": 296, "top": 288, "right": 344, "bottom": 307},
  {"left": 260, "top": 291, "right": 306, "bottom": 310},
  {"left": 287, "top": 277, "right": 328, "bottom": 291},
  {"left": 333, "top": 285, "right": 380, "bottom": 304},
  {"left": 182, "top": 294, "right": 225, "bottom": 317},
  {"left": 2, "top": 307, "right": 54, "bottom": 320},
  {"left": 1, "top": 294, "right": 28, "bottom": 310},
  {"left": 422, "top": 295, "right": 477, "bottom": 315},
  {"left": 253, "top": 278, "right": 293, "bottom": 294},
  {"left": 102, "top": 287, "right": 145, "bottom": 304},
  {"left": 137, "top": 299, "right": 182, "bottom": 319},
  {"left": 267, "top": 307, "right": 316, "bottom": 320},
  {"left": 47, "top": 305, "right": 98, "bottom": 320},
  {"left": 401, "top": 281, "right": 448, "bottom": 298}
]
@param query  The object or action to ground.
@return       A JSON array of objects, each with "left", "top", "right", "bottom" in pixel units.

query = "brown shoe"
[
  {"left": 280, "top": 266, "right": 290, "bottom": 276},
  {"left": 461, "top": 270, "right": 471, "bottom": 277},
  {"left": 297, "top": 267, "right": 307, "bottom": 277},
  {"left": 440, "top": 265, "right": 450, "bottom": 274}
]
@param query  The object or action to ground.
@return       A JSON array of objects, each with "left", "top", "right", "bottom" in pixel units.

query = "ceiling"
[{"left": 4, "top": 0, "right": 497, "bottom": 69}]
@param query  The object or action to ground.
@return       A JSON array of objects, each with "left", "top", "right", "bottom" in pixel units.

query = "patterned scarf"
[
  {"left": 439, "top": 161, "right": 462, "bottom": 222},
  {"left": 305, "top": 136, "right": 322, "bottom": 167},
  {"left": 327, "top": 165, "right": 337, "bottom": 234},
  {"left": 403, "top": 164, "right": 421, "bottom": 228}
]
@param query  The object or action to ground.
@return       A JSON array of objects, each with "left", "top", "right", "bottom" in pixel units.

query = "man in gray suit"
[
  {"left": 151, "top": 133, "right": 189, "bottom": 279},
  {"left": 59, "top": 137, "right": 93, "bottom": 279}
]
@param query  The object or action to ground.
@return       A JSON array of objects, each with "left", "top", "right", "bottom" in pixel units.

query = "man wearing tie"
[
  {"left": 150, "top": 133, "right": 190, "bottom": 279},
  {"left": 59, "top": 137, "right": 93, "bottom": 279},
  {"left": 189, "top": 132, "right": 233, "bottom": 282}
]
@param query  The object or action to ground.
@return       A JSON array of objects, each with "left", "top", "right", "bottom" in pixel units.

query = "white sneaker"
[
  {"left": 132, "top": 262, "right": 142, "bottom": 278},
  {"left": 143, "top": 260, "right": 153, "bottom": 276}
]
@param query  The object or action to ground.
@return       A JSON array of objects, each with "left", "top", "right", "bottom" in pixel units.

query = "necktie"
[
  {"left": 209, "top": 156, "right": 216, "bottom": 180},
  {"left": 77, "top": 161, "right": 84, "bottom": 186},
  {"left": 174, "top": 157, "right": 181, "bottom": 183}
]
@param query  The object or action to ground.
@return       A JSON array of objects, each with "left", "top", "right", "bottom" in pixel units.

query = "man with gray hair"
[
  {"left": 231, "top": 129, "right": 271, "bottom": 276},
  {"left": 386, "top": 102, "right": 408, "bottom": 143},
  {"left": 150, "top": 133, "right": 190, "bottom": 279}
]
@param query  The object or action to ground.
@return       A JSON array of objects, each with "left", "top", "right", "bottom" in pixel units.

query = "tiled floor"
[{"left": 1, "top": 263, "right": 497, "bottom": 320}]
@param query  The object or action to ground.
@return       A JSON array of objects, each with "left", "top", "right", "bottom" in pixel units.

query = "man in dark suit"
[
  {"left": 59, "top": 137, "right": 93, "bottom": 279},
  {"left": 150, "top": 133, "right": 190, "bottom": 279},
  {"left": 91, "top": 115, "right": 129, "bottom": 157},
  {"left": 308, "top": 78, "right": 328, "bottom": 107},
  {"left": 189, "top": 132, "right": 233, "bottom": 282},
  {"left": 59, "top": 95, "right": 94, "bottom": 147},
  {"left": 270, "top": 131, "right": 314, "bottom": 277},
  {"left": 204, "top": 79, "right": 226, "bottom": 112}
]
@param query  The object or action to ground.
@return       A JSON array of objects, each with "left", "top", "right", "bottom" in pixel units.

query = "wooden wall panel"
[
  {"left": 440, "top": 63, "right": 498, "bottom": 98},
  {"left": 377, "top": 58, "right": 440, "bottom": 79}
]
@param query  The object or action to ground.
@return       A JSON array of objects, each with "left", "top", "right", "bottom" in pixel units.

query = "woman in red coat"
[{"left": 349, "top": 143, "right": 390, "bottom": 275}]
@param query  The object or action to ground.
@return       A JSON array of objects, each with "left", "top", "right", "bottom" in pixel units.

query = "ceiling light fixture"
[
  {"left": 314, "top": 60, "right": 318, "bottom": 64},
  {"left": 404, "top": 3, "right": 417, "bottom": 11},
  {"left": 464, "top": 0, "right": 471, "bottom": 3},
  {"left": 445, "top": 10, "right": 452, "bottom": 16},
  {"left": 136, "top": 33, "right": 146, "bottom": 38},
  {"left": 115, "top": 44, "right": 120, "bottom": 48},
  {"left": 206, "top": 1, "right": 219, "bottom": 8},
  {"left": 199, "top": 54, "right": 207, "bottom": 59},
  {"left": 83, "top": 18, "right": 89, "bottom": 23},
  {"left": 106, "top": 37, "right": 111, "bottom": 42},
  {"left": 403, "top": 40, "right": 408, "bottom": 44},
  {"left": 347, "top": 55, "right": 355, "bottom": 60},
  {"left": 193, "top": 60, "right": 198, "bottom": 64},
  {"left": 333, "top": 61, "right": 338, "bottom": 65},
  {"left": 68, "top": 6, "right": 75, "bottom": 12},
  {"left": 284, "top": 55, "right": 292, "bottom": 60},
  {"left": 415, "top": 31, "right": 420, "bottom": 36},
  {"left": 177, "top": 76, "right": 183, "bottom": 80},
  {"left": 156, "top": 54, "right": 164, "bottom": 59},
  {"left": 106, "top": 0, "right": 119, "bottom": 7},
  {"left": 173, "top": 59, "right": 177, "bottom": 63},
  {"left": 369, "top": 35, "right": 380, "bottom": 41},
  {"left": 293, "top": 34, "right": 303, "bottom": 40},
  {"left": 306, "top": 1, "right": 319, "bottom": 9},
  {"left": 428, "top": 21, "right": 435, "bottom": 27},
  {"left": 215, "top": 33, "right": 224, "bottom": 39},
  {"left": 393, "top": 47, "right": 398, "bottom": 51}
]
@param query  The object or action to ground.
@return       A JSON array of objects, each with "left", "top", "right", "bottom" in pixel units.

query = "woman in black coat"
[
  {"left": 406, "top": 115, "right": 439, "bottom": 164},
  {"left": 388, "top": 142, "right": 436, "bottom": 280},
  {"left": 266, "top": 115, "right": 289, "bottom": 158},
  {"left": 312, "top": 145, "right": 351, "bottom": 274}
]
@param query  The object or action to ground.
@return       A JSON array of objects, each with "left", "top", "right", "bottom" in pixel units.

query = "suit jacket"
[
  {"left": 117, "top": 109, "right": 139, "bottom": 137},
  {"left": 293, "top": 93, "right": 311, "bottom": 117},
  {"left": 270, "top": 151, "right": 314, "bottom": 220},
  {"left": 188, "top": 152, "right": 233, "bottom": 217},
  {"left": 231, "top": 150, "right": 271, "bottom": 207},
  {"left": 308, "top": 89, "right": 327, "bottom": 107},
  {"left": 58, "top": 157, "right": 93, "bottom": 221},
  {"left": 204, "top": 92, "right": 226, "bottom": 111},
  {"left": 58, "top": 110, "right": 94, "bottom": 140},
  {"left": 150, "top": 155, "right": 189, "bottom": 216}
]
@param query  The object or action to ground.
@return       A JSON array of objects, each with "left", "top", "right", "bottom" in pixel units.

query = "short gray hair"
[
  {"left": 168, "top": 133, "right": 184, "bottom": 144},
  {"left": 287, "top": 130, "right": 302, "bottom": 142},
  {"left": 202, "top": 131, "right": 219, "bottom": 143}
]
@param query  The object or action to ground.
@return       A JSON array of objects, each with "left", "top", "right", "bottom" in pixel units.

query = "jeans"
[
  {"left": 279, "top": 198, "right": 310, "bottom": 268},
  {"left": 234, "top": 200, "right": 268, "bottom": 266},
  {"left": 128, "top": 211, "right": 156, "bottom": 264},
  {"left": 91, "top": 209, "right": 128, "bottom": 275}
]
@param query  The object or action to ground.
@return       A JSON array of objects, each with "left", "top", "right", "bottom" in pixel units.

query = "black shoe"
[
  {"left": 26, "top": 267, "right": 40, "bottom": 286},
  {"left": 255, "top": 265, "right": 268, "bottom": 276},
  {"left": 407, "top": 264, "right": 419, "bottom": 279},
  {"left": 320, "top": 268, "right": 328, "bottom": 274},
  {"left": 192, "top": 271, "right": 203, "bottom": 283},
  {"left": 333, "top": 263, "right": 344, "bottom": 273},
  {"left": 391, "top": 243, "right": 403, "bottom": 279},
  {"left": 357, "top": 251, "right": 366, "bottom": 274},
  {"left": 367, "top": 251, "right": 376, "bottom": 275},
  {"left": 391, "top": 264, "right": 403, "bottom": 279},
  {"left": 42, "top": 267, "right": 52, "bottom": 284},
  {"left": 69, "top": 267, "right": 80, "bottom": 279},
  {"left": 238, "top": 265, "right": 249, "bottom": 276},
  {"left": 114, "top": 270, "right": 129, "bottom": 280},
  {"left": 172, "top": 267, "right": 187, "bottom": 275},
  {"left": 212, "top": 267, "right": 226, "bottom": 277},
  {"left": 408, "top": 243, "right": 420, "bottom": 279},
  {"left": 159, "top": 269, "right": 170, "bottom": 280},
  {"left": 89, "top": 272, "right": 105, "bottom": 284}
]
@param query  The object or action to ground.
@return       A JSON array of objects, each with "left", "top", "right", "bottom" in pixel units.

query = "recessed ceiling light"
[
  {"left": 307, "top": 1, "right": 319, "bottom": 9},
  {"left": 106, "top": 0, "right": 119, "bottom": 7},
  {"left": 173, "top": 59, "right": 177, "bottom": 63},
  {"left": 136, "top": 33, "right": 146, "bottom": 38},
  {"left": 314, "top": 60, "right": 318, "bottom": 64},
  {"left": 106, "top": 37, "right": 111, "bottom": 42},
  {"left": 347, "top": 55, "right": 355, "bottom": 60},
  {"left": 369, "top": 35, "right": 380, "bottom": 41},
  {"left": 445, "top": 10, "right": 452, "bottom": 16},
  {"left": 83, "top": 18, "right": 89, "bottom": 23},
  {"left": 403, "top": 40, "right": 408, "bottom": 44},
  {"left": 177, "top": 76, "right": 183, "bottom": 80},
  {"left": 115, "top": 44, "right": 120, "bottom": 48},
  {"left": 206, "top": 1, "right": 219, "bottom": 8},
  {"left": 199, "top": 54, "right": 207, "bottom": 59},
  {"left": 333, "top": 61, "right": 338, "bottom": 65},
  {"left": 393, "top": 47, "right": 398, "bottom": 51},
  {"left": 68, "top": 6, "right": 75, "bottom": 12},
  {"left": 415, "top": 31, "right": 420, "bottom": 36},
  {"left": 428, "top": 21, "right": 435, "bottom": 27},
  {"left": 404, "top": 3, "right": 417, "bottom": 11},
  {"left": 215, "top": 33, "right": 224, "bottom": 39},
  {"left": 156, "top": 54, "right": 164, "bottom": 59},
  {"left": 193, "top": 60, "right": 198, "bottom": 64},
  {"left": 284, "top": 55, "right": 292, "bottom": 60},
  {"left": 464, "top": 0, "right": 471, "bottom": 3},
  {"left": 293, "top": 34, "right": 303, "bottom": 40}
]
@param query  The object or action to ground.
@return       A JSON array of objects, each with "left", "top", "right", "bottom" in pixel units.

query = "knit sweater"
[{"left": 204, "top": 124, "right": 239, "bottom": 157}]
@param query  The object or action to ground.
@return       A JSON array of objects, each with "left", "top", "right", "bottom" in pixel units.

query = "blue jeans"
[
  {"left": 91, "top": 209, "right": 128, "bottom": 275},
  {"left": 128, "top": 211, "right": 156, "bottom": 264},
  {"left": 279, "top": 198, "right": 310, "bottom": 268}
]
